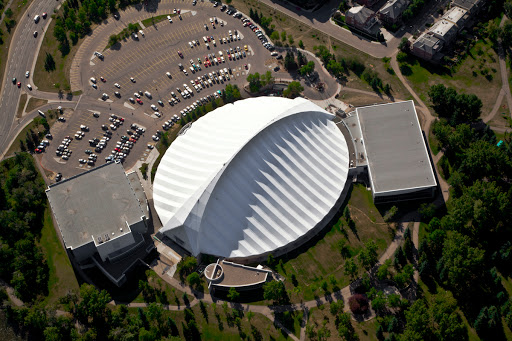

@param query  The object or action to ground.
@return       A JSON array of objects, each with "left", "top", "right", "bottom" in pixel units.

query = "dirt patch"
[
  {"left": 338, "top": 91, "right": 391, "bottom": 108},
  {"left": 489, "top": 100, "right": 512, "bottom": 129},
  {"left": 25, "top": 97, "right": 48, "bottom": 113}
]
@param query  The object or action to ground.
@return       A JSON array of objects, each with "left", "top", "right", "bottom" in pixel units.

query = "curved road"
[{"left": 0, "top": 0, "right": 60, "bottom": 158}]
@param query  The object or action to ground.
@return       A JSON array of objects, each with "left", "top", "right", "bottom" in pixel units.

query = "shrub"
[{"left": 348, "top": 294, "right": 369, "bottom": 314}]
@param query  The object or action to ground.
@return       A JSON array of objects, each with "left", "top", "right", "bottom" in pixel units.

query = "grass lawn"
[
  {"left": 151, "top": 123, "right": 181, "bottom": 181},
  {"left": 274, "top": 311, "right": 303, "bottom": 338},
  {"left": 127, "top": 301, "right": 292, "bottom": 340},
  {"left": 33, "top": 15, "right": 85, "bottom": 92},
  {"left": 132, "top": 269, "right": 195, "bottom": 306},
  {"left": 141, "top": 14, "right": 176, "bottom": 28},
  {"left": 16, "top": 94, "right": 27, "bottom": 118},
  {"left": 307, "top": 306, "right": 379, "bottom": 340},
  {"left": 276, "top": 184, "right": 395, "bottom": 302},
  {"left": 418, "top": 222, "right": 428, "bottom": 245},
  {"left": 25, "top": 97, "right": 48, "bottom": 113},
  {"left": 428, "top": 120, "right": 440, "bottom": 155},
  {"left": 493, "top": 130, "right": 510, "bottom": 143},
  {"left": 39, "top": 206, "right": 79, "bottom": 306},
  {"left": 401, "top": 39, "right": 501, "bottom": 115},
  {"left": 230, "top": 0, "right": 410, "bottom": 100}
]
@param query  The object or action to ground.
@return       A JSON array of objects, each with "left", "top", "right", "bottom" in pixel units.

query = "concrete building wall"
[
  {"left": 96, "top": 232, "right": 136, "bottom": 262},
  {"left": 71, "top": 241, "right": 97, "bottom": 263}
]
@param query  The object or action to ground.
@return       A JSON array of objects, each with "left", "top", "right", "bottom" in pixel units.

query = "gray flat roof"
[
  {"left": 46, "top": 162, "right": 145, "bottom": 249},
  {"left": 356, "top": 101, "right": 436, "bottom": 194}
]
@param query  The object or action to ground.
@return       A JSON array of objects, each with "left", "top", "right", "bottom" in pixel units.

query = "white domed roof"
[{"left": 153, "top": 97, "right": 349, "bottom": 258}]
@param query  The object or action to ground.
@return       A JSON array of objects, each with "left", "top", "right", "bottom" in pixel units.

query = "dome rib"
[{"left": 153, "top": 97, "right": 349, "bottom": 258}]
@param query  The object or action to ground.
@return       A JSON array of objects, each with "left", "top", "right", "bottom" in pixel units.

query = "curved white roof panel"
[{"left": 153, "top": 97, "right": 349, "bottom": 258}]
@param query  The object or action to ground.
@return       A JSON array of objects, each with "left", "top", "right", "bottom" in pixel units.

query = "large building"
[
  {"left": 355, "top": 101, "right": 437, "bottom": 203},
  {"left": 46, "top": 161, "right": 153, "bottom": 286},
  {"left": 153, "top": 97, "right": 351, "bottom": 262}
]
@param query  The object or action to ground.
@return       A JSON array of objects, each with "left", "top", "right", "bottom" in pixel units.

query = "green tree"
[
  {"left": 270, "top": 31, "right": 279, "bottom": 41},
  {"left": 177, "top": 256, "right": 197, "bottom": 281},
  {"left": 437, "top": 232, "right": 485, "bottom": 291},
  {"left": 299, "top": 61, "right": 315, "bottom": 76},
  {"left": 399, "top": 37, "right": 409, "bottom": 51},
  {"left": 263, "top": 280, "right": 286, "bottom": 303},
  {"left": 261, "top": 70, "right": 274, "bottom": 85},
  {"left": 283, "top": 81, "right": 303, "bottom": 98},
  {"left": 377, "top": 259, "right": 391, "bottom": 280},
  {"left": 284, "top": 51, "right": 297, "bottom": 70},
  {"left": 108, "top": 34, "right": 119, "bottom": 46},
  {"left": 299, "top": 40, "right": 304, "bottom": 49},
  {"left": 247, "top": 72, "right": 262, "bottom": 93},
  {"left": 281, "top": 31, "right": 286, "bottom": 41},
  {"left": 186, "top": 272, "right": 201, "bottom": 288},
  {"left": 402, "top": 292, "right": 467, "bottom": 340},
  {"left": 344, "top": 257, "right": 358, "bottom": 279},
  {"left": 227, "top": 287, "right": 240, "bottom": 301},
  {"left": 358, "top": 241, "right": 378, "bottom": 270}
]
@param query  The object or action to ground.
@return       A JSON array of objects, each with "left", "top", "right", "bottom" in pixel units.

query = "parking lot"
[{"left": 41, "top": 1, "right": 278, "bottom": 178}]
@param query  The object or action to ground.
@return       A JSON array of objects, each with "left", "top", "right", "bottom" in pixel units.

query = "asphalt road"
[{"left": 0, "top": 0, "right": 60, "bottom": 157}]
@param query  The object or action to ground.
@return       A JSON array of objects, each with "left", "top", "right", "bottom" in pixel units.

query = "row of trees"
[
  {"left": 53, "top": 0, "right": 140, "bottom": 56},
  {"left": 246, "top": 71, "right": 274, "bottom": 93},
  {"left": 428, "top": 84, "right": 483, "bottom": 124},
  {"left": 313, "top": 45, "right": 392, "bottom": 94},
  {"left": 0, "top": 153, "right": 49, "bottom": 302}
]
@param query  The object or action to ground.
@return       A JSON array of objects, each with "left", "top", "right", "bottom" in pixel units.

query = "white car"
[
  {"left": 167, "top": 15, "right": 173, "bottom": 22},
  {"left": 25, "top": 71, "right": 30, "bottom": 78},
  {"left": 152, "top": 135, "right": 160, "bottom": 141},
  {"left": 166, "top": 72, "right": 172, "bottom": 78},
  {"left": 189, "top": 41, "right": 193, "bottom": 48},
  {"left": 139, "top": 30, "right": 144, "bottom": 37},
  {"left": 134, "top": 92, "right": 140, "bottom": 98},
  {"left": 27, "top": 84, "right": 32, "bottom": 90},
  {"left": 151, "top": 104, "right": 158, "bottom": 111},
  {"left": 114, "top": 83, "right": 120, "bottom": 88},
  {"left": 129, "top": 97, "right": 135, "bottom": 103},
  {"left": 130, "top": 77, "right": 135, "bottom": 83}
]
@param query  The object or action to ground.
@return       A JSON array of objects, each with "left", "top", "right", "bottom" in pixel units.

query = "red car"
[
  {"left": 177, "top": 51, "right": 183, "bottom": 58},
  {"left": 100, "top": 77, "right": 106, "bottom": 82},
  {"left": 119, "top": 117, "right": 124, "bottom": 122},
  {"left": 129, "top": 138, "right": 136, "bottom": 143},
  {"left": 136, "top": 98, "right": 143, "bottom": 104},
  {"left": 244, "top": 64, "right": 248, "bottom": 70},
  {"left": 35, "top": 148, "right": 42, "bottom": 153},
  {"left": 177, "top": 9, "right": 181, "bottom": 14},
  {"left": 17, "top": 82, "right": 21, "bottom": 88}
]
